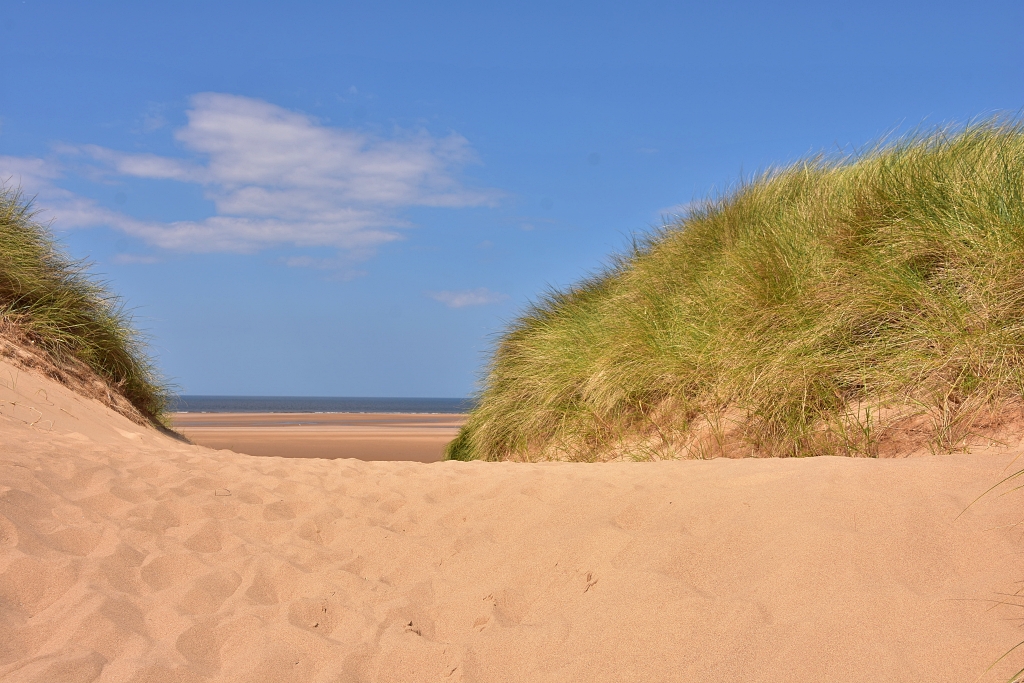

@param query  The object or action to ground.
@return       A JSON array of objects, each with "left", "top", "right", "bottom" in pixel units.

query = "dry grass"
[
  {"left": 0, "top": 185, "right": 169, "bottom": 423},
  {"left": 450, "top": 118, "right": 1024, "bottom": 461}
]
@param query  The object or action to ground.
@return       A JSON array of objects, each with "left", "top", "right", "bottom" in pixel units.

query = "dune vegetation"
[
  {"left": 0, "top": 186, "right": 168, "bottom": 422},
  {"left": 449, "top": 119, "right": 1024, "bottom": 461}
]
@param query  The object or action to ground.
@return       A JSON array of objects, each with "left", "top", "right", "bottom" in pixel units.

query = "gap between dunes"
[
  {"left": 1, "top": 354, "right": 1024, "bottom": 682},
  {"left": 171, "top": 412, "right": 466, "bottom": 462}
]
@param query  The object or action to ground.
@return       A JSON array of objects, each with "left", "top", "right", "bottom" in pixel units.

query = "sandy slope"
[{"left": 2, "top": 359, "right": 1024, "bottom": 682}]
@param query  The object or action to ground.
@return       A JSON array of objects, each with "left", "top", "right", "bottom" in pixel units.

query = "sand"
[
  {"left": 3, "top": 358, "right": 1024, "bottom": 682},
  {"left": 170, "top": 413, "right": 465, "bottom": 462}
]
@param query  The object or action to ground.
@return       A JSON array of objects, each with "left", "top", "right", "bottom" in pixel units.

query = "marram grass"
[
  {"left": 449, "top": 119, "right": 1024, "bottom": 461},
  {"left": 0, "top": 186, "right": 169, "bottom": 421}
]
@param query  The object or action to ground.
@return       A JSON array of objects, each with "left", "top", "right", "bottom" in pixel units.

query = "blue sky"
[{"left": 1, "top": 1, "right": 1022, "bottom": 398}]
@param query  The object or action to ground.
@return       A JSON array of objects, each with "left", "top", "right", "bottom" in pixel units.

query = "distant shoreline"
[
  {"left": 170, "top": 395, "right": 475, "bottom": 415},
  {"left": 172, "top": 411, "right": 469, "bottom": 415},
  {"left": 169, "top": 411, "right": 466, "bottom": 461}
]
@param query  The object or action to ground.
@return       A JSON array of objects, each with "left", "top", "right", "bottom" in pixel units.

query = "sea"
[{"left": 169, "top": 395, "right": 475, "bottom": 414}]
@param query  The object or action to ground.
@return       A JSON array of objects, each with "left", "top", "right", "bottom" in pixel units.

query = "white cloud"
[
  {"left": 1, "top": 156, "right": 149, "bottom": 235},
  {"left": 139, "top": 102, "right": 168, "bottom": 132},
  {"left": 428, "top": 288, "right": 509, "bottom": 308},
  {"left": 0, "top": 155, "right": 62, "bottom": 187},
  {"left": 82, "top": 145, "right": 197, "bottom": 181},
  {"left": 0, "top": 93, "right": 499, "bottom": 257}
]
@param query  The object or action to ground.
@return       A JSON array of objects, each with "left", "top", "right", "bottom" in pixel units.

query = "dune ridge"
[
  {"left": 0, "top": 188, "right": 168, "bottom": 422},
  {"left": 2, "top": 354, "right": 1024, "bottom": 682},
  {"left": 451, "top": 121, "right": 1024, "bottom": 462}
]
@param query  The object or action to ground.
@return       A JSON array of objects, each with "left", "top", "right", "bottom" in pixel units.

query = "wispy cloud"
[
  {"left": 428, "top": 287, "right": 509, "bottom": 308},
  {"left": 282, "top": 253, "right": 369, "bottom": 280},
  {"left": 0, "top": 93, "right": 500, "bottom": 258},
  {"left": 111, "top": 253, "right": 160, "bottom": 265},
  {"left": 0, "top": 155, "right": 62, "bottom": 186}
]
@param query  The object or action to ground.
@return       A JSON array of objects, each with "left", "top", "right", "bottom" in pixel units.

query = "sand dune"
[
  {"left": 2, "top": 359, "right": 1024, "bottom": 682},
  {"left": 171, "top": 413, "right": 466, "bottom": 462}
]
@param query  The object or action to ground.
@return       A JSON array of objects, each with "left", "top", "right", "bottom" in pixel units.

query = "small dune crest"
[
  {"left": 451, "top": 118, "right": 1024, "bottom": 461},
  {"left": 0, "top": 186, "right": 169, "bottom": 425},
  {"left": 0, "top": 325, "right": 148, "bottom": 425}
]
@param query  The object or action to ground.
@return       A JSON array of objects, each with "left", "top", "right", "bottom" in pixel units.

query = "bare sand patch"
[{"left": 2, "top": 359, "right": 1024, "bottom": 682}]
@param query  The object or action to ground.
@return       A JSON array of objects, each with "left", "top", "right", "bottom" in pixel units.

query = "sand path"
[{"left": 2, "top": 359, "right": 1023, "bottom": 682}]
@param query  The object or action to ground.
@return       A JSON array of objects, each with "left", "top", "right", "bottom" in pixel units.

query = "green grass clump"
[
  {"left": 0, "top": 186, "right": 169, "bottom": 421},
  {"left": 450, "top": 118, "right": 1024, "bottom": 461}
]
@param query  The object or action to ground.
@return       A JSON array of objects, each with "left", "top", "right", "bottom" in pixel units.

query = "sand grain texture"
[{"left": 2, "top": 358, "right": 1024, "bottom": 682}]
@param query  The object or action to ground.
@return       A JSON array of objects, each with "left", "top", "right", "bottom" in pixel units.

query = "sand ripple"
[{"left": 2, "top": 361, "right": 1024, "bottom": 681}]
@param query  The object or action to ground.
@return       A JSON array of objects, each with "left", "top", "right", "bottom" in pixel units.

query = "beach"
[
  {"left": 171, "top": 412, "right": 465, "bottom": 462},
  {"left": 2, "top": 355, "right": 1024, "bottom": 681}
]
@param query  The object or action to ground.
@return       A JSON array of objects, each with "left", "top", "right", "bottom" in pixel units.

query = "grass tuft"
[
  {"left": 450, "top": 117, "right": 1024, "bottom": 461},
  {"left": 0, "top": 185, "right": 169, "bottom": 422}
]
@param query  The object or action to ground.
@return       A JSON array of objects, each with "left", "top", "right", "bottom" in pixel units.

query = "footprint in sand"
[
  {"left": 184, "top": 520, "right": 223, "bottom": 553},
  {"left": 34, "top": 652, "right": 107, "bottom": 683},
  {"left": 140, "top": 553, "right": 206, "bottom": 591},
  {"left": 176, "top": 622, "right": 222, "bottom": 675},
  {"left": 42, "top": 524, "right": 104, "bottom": 556},
  {"left": 0, "top": 514, "right": 19, "bottom": 549},
  {"left": 263, "top": 500, "right": 296, "bottom": 521},
  {"left": 289, "top": 598, "right": 337, "bottom": 635},
  {"left": 0, "top": 555, "right": 78, "bottom": 614},
  {"left": 179, "top": 570, "right": 242, "bottom": 615},
  {"left": 613, "top": 503, "right": 649, "bottom": 531},
  {"left": 245, "top": 568, "right": 279, "bottom": 605}
]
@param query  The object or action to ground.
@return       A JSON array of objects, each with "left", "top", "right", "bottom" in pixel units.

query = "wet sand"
[{"left": 171, "top": 412, "right": 466, "bottom": 462}]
